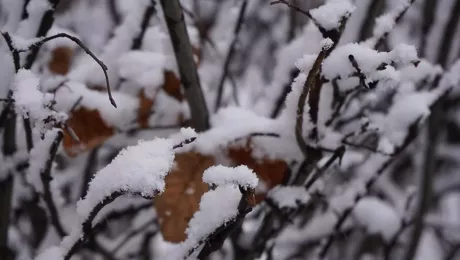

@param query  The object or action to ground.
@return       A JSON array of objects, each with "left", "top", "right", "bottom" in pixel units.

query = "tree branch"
[
  {"left": 160, "top": 0, "right": 210, "bottom": 132},
  {"left": 214, "top": 0, "right": 248, "bottom": 112},
  {"left": 40, "top": 130, "right": 67, "bottom": 237}
]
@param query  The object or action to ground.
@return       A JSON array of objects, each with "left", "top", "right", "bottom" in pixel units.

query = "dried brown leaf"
[
  {"left": 154, "top": 152, "right": 214, "bottom": 243},
  {"left": 63, "top": 107, "right": 114, "bottom": 157},
  {"left": 227, "top": 140, "right": 289, "bottom": 203},
  {"left": 162, "top": 70, "right": 184, "bottom": 102},
  {"left": 137, "top": 90, "right": 154, "bottom": 128},
  {"left": 48, "top": 46, "right": 73, "bottom": 75}
]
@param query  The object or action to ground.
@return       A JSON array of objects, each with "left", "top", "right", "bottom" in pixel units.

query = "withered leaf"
[
  {"left": 137, "top": 90, "right": 154, "bottom": 128},
  {"left": 48, "top": 46, "right": 73, "bottom": 75},
  {"left": 162, "top": 70, "right": 184, "bottom": 102},
  {"left": 63, "top": 107, "right": 114, "bottom": 157},
  {"left": 154, "top": 152, "right": 214, "bottom": 243},
  {"left": 227, "top": 140, "right": 289, "bottom": 203}
]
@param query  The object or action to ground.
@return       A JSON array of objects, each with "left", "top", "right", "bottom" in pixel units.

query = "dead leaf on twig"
[
  {"left": 227, "top": 139, "right": 289, "bottom": 203},
  {"left": 62, "top": 107, "right": 114, "bottom": 157},
  {"left": 154, "top": 152, "right": 214, "bottom": 242},
  {"left": 137, "top": 90, "right": 155, "bottom": 128}
]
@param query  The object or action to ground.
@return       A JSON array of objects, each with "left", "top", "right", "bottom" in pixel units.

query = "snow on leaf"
[{"left": 227, "top": 140, "right": 289, "bottom": 203}]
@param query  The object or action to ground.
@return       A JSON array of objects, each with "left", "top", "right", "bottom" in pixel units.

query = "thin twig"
[
  {"left": 214, "top": 0, "right": 248, "bottom": 112},
  {"left": 40, "top": 130, "right": 67, "bottom": 237},
  {"left": 20, "top": 33, "right": 117, "bottom": 108},
  {"left": 111, "top": 219, "right": 157, "bottom": 254},
  {"left": 131, "top": 0, "right": 156, "bottom": 50},
  {"left": 23, "top": 0, "right": 61, "bottom": 69},
  {"left": 436, "top": 0, "right": 460, "bottom": 67},
  {"left": 420, "top": 0, "right": 438, "bottom": 57}
]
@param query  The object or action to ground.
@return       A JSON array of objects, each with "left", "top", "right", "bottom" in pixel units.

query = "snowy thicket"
[{"left": 1, "top": 0, "right": 460, "bottom": 259}]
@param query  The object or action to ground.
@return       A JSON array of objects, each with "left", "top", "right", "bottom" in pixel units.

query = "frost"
[{"left": 203, "top": 165, "right": 259, "bottom": 188}]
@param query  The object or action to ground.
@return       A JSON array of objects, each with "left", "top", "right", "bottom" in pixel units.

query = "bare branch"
[
  {"left": 214, "top": 0, "right": 248, "bottom": 112},
  {"left": 20, "top": 33, "right": 117, "bottom": 108}
]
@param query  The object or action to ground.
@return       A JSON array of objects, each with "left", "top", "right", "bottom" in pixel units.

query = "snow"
[
  {"left": 383, "top": 91, "right": 435, "bottom": 146},
  {"left": 268, "top": 186, "right": 311, "bottom": 208},
  {"left": 16, "top": 0, "right": 53, "bottom": 38},
  {"left": 9, "top": 34, "right": 44, "bottom": 51},
  {"left": 309, "top": 1, "right": 355, "bottom": 30},
  {"left": 172, "top": 185, "right": 242, "bottom": 259},
  {"left": 390, "top": 43, "right": 418, "bottom": 65},
  {"left": 372, "top": 13, "right": 395, "bottom": 40},
  {"left": 364, "top": 0, "right": 414, "bottom": 47},
  {"left": 13, "top": 69, "right": 67, "bottom": 130},
  {"left": 44, "top": 26, "right": 80, "bottom": 50},
  {"left": 117, "top": 51, "right": 168, "bottom": 97},
  {"left": 191, "top": 106, "right": 278, "bottom": 154},
  {"left": 202, "top": 165, "right": 258, "bottom": 189},
  {"left": 400, "top": 60, "right": 442, "bottom": 83},
  {"left": 323, "top": 43, "right": 387, "bottom": 80},
  {"left": 180, "top": 127, "right": 198, "bottom": 140},
  {"left": 53, "top": 81, "right": 137, "bottom": 130},
  {"left": 27, "top": 128, "right": 61, "bottom": 193},
  {"left": 294, "top": 54, "right": 317, "bottom": 73},
  {"left": 320, "top": 38, "right": 334, "bottom": 50},
  {"left": 353, "top": 197, "right": 400, "bottom": 241},
  {"left": 35, "top": 246, "right": 64, "bottom": 260},
  {"left": 278, "top": 73, "right": 314, "bottom": 140},
  {"left": 77, "top": 138, "right": 174, "bottom": 218}
]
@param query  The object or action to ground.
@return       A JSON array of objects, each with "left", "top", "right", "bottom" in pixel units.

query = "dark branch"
[
  {"left": 214, "top": 0, "right": 248, "bottom": 112},
  {"left": 40, "top": 130, "right": 67, "bottom": 237},
  {"left": 20, "top": 33, "right": 117, "bottom": 108}
]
